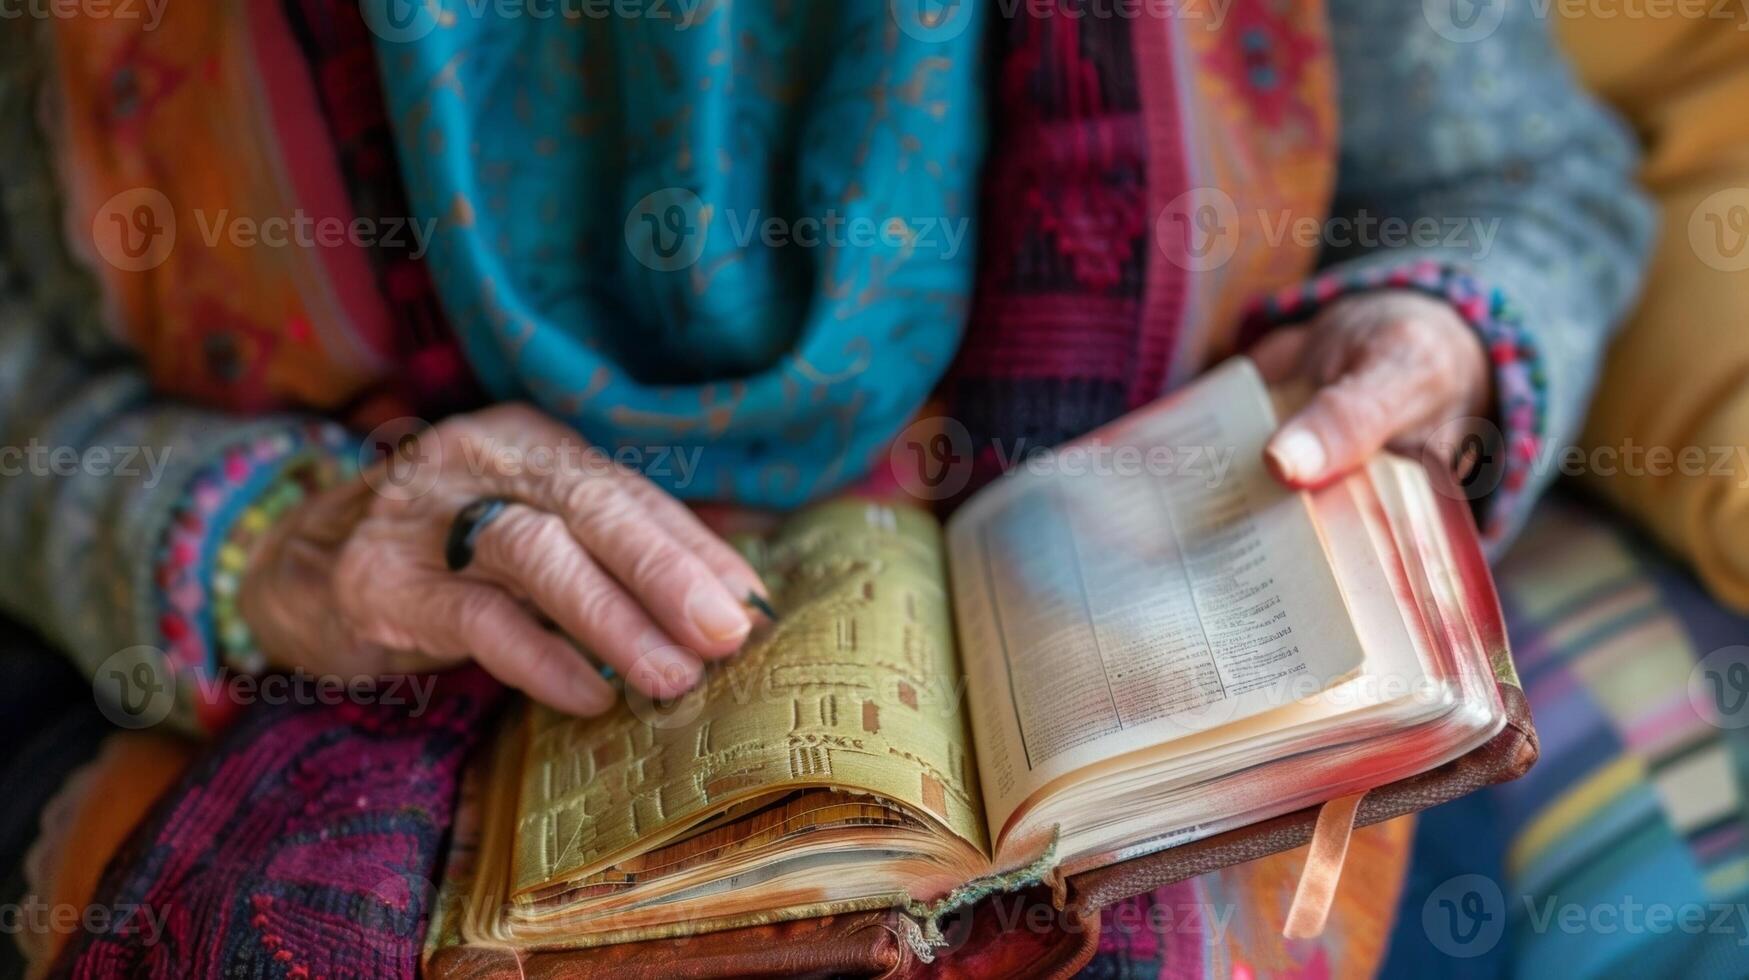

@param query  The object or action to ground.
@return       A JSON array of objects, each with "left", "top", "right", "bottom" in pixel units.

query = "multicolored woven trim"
[
  {"left": 1241, "top": 258, "right": 1547, "bottom": 547},
  {"left": 153, "top": 421, "right": 357, "bottom": 730},
  {"left": 209, "top": 452, "right": 355, "bottom": 675}
]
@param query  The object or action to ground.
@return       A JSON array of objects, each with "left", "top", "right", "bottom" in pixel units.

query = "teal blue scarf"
[{"left": 371, "top": 2, "right": 984, "bottom": 508}]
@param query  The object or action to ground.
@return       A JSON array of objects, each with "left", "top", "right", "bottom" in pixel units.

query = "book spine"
[{"left": 898, "top": 831, "right": 1062, "bottom": 962}]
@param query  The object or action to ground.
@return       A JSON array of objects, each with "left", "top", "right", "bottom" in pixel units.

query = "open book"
[{"left": 446, "top": 359, "right": 1508, "bottom": 951}]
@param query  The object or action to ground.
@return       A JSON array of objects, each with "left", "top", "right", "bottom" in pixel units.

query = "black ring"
[{"left": 445, "top": 497, "right": 512, "bottom": 571}]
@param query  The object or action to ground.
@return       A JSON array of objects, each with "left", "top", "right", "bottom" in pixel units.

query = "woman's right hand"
[{"left": 239, "top": 404, "right": 768, "bottom": 716}]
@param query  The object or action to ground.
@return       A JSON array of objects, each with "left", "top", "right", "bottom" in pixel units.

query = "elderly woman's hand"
[
  {"left": 1250, "top": 290, "right": 1493, "bottom": 489},
  {"left": 239, "top": 404, "right": 767, "bottom": 716}
]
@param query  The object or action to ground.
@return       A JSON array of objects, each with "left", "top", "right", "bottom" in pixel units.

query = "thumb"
[{"left": 1263, "top": 347, "right": 1435, "bottom": 489}]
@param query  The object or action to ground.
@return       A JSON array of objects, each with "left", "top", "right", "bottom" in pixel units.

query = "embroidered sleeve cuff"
[
  {"left": 1241, "top": 258, "right": 1547, "bottom": 550},
  {"left": 150, "top": 421, "right": 357, "bottom": 732}
]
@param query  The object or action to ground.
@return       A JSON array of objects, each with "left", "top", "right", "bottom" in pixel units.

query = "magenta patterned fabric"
[{"left": 51, "top": 669, "right": 502, "bottom": 978}]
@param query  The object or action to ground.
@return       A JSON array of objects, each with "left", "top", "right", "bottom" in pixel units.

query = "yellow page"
[
  {"left": 511, "top": 499, "right": 987, "bottom": 897},
  {"left": 945, "top": 358, "right": 1368, "bottom": 845}
]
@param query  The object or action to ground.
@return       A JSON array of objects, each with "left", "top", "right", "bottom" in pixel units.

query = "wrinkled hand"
[
  {"left": 1251, "top": 290, "right": 1492, "bottom": 489},
  {"left": 240, "top": 404, "right": 767, "bottom": 716}
]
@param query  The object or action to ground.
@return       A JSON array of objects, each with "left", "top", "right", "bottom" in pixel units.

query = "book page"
[
  {"left": 510, "top": 500, "right": 988, "bottom": 898},
  {"left": 945, "top": 359, "right": 1368, "bottom": 844}
]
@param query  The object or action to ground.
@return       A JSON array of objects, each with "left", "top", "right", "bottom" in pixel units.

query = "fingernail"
[
  {"left": 744, "top": 591, "right": 780, "bottom": 622},
  {"left": 686, "top": 585, "right": 751, "bottom": 643},
  {"left": 1268, "top": 428, "right": 1327, "bottom": 484}
]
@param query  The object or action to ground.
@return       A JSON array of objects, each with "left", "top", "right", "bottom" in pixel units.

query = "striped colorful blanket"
[{"left": 1389, "top": 492, "right": 1749, "bottom": 978}]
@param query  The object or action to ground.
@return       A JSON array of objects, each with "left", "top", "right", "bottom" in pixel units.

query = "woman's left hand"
[{"left": 1249, "top": 289, "right": 1493, "bottom": 489}]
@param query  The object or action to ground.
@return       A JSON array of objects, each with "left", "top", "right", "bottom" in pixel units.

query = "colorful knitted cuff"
[
  {"left": 208, "top": 452, "right": 356, "bottom": 675},
  {"left": 1240, "top": 258, "right": 1546, "bottom": 548},
  {"left": 153, "top": 421, "right": 357, "bottom": 731}
]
